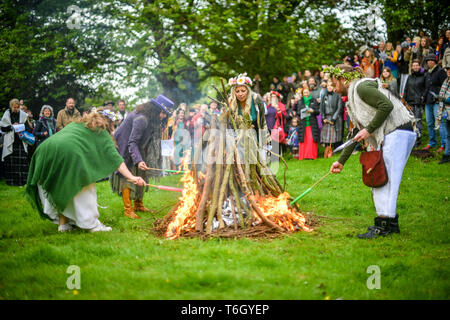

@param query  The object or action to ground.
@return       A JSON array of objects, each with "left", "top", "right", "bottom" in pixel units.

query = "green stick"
[{"left": 290, "top": 172, "right": 331, "bottom": 205}]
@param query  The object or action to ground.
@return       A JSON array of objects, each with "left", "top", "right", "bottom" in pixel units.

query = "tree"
[{"left": 0, "top": 0, "right": 121, "bottom": 114}]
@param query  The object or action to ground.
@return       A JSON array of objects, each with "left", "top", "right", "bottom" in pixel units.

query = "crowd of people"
[{"left": 162, "top": 30, "right": 450, "bottom": 168}]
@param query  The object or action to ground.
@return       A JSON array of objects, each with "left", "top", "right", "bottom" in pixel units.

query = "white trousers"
[
  {"left": 38, "top": 183, "right": 102, "bottom": 229},
  {"left": 372, "top": 130, "right": 416, "bottom": 218}
]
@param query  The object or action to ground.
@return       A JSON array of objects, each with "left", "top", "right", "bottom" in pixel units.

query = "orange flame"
[
  {"left": 253, "top": 192, "right": 313, "bottom": 232},
  {"left": 165, "top": 153, "right": 200, "bottom": 239}
]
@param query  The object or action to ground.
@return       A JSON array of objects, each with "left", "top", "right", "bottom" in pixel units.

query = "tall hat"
[{"left": 151, "top": 94, "right": 175, "bottom": 114}]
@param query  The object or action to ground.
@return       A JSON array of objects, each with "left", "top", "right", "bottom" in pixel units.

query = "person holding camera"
[{"left": 423, "top": 54, "right": 447, "bottom": 152}]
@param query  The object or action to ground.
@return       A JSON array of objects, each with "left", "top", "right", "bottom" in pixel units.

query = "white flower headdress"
[
  {"left": 91, "top": 107, "right": 123, "bottom": 122},
  {"left": 228, "top": 72, "right": 252, "bottom": 87}
]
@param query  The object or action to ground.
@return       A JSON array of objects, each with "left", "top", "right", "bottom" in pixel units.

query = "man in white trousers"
[{"left": 327, "top": 64, "right": 416, "bottom": 239}]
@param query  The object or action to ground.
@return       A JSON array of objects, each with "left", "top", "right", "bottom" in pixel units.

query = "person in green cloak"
[{"left": 25, "top": 110, "right": 147, "bottom": 232}]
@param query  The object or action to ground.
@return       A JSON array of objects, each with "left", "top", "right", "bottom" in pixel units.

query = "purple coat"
[{"left": 114, "top": 110, "right": 153, "bottom": 168}]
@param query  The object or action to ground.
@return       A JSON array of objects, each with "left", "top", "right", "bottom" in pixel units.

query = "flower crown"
[
  {"left": 270, "top": 91, "right": 281, "bottom": 98},
  {"left": 323, "top": 66, "right": 365, "bottom": 84},
  {"left": 91, "top": 107, "right": 123, "bottom": 122},
  {"left": 228, "top": 73, "right": 252, "bottom": 87}
]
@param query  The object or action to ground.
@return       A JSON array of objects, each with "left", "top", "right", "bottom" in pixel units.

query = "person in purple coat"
[{"left": 110, "top": 95, "right": 174, "bottom": 219}]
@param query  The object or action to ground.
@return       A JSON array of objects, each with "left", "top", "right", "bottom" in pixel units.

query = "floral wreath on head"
[
  {"left": 323, "top": 66, "right": 365, "bottom": 84},
  {"left": 228, "top": 72, "right": 253, "bottom": 87},
  {"left": 270, "top": 91, "right": 281, "bottom": 99},
  {"left": 91, "top": 107, "right": 123, "bottom": 122}
]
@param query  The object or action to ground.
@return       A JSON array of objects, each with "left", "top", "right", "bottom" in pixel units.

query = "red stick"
[{"left": 149, "top": 184, "right": 183, "bottom": 192}]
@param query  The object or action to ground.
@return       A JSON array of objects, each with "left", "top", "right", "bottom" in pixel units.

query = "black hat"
[{"left": 424, "top": 54, "right": 437, "bottom": 63}]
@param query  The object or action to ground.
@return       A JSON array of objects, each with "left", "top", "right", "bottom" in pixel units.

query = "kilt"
[
  {"left": 110, "top": 165, "right": 149, "bottom": 200},
  {"left": 320, "top": 116, "right": 343, "bottom": 144},
  {"left": 4, "top": 143, "right": 29, "bottom": 186}
]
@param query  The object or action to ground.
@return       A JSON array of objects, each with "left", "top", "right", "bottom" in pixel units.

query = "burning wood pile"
[{"left": 154, "top": 82, "right": 315, "bottom": 239}]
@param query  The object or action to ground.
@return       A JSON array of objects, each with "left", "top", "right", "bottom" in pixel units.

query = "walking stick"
[{"left": 290, "top": 172, "right": 332, "bottom": 205}]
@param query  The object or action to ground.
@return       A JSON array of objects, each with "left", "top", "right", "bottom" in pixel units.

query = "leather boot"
[
  {"left": 357, "top": 216, "right": 392, "bottom": 239},
  {"left": 389, "top": 215, "right": 400, "bottom": 233},
  {"left": 122, "top": 188, "right": 140, "bottom": 219},
  {"left": 134, "top": 199, "right": 153, "bottom": 212}
]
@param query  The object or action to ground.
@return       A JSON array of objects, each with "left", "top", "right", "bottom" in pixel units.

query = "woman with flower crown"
[
  {"left": 228, "top": 73, "right": 269, "bottom": 144},
  {"left": 25, "top": 110, "right": 148, "bottom": 233}
]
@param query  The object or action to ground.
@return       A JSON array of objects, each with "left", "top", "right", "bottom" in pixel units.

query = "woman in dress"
[
  {"left": 296, "top": 88, "right": 320, "bottom": 160},
  {"left": 0, "top": 98, "right": 31, "bottom": 186},
  {"left": 26, "top": 110, "right": 148, "bottom": 232}
]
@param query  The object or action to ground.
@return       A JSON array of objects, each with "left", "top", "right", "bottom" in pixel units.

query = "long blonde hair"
[{"left": 230, "top": 84, "right": 253, "bottom": 116}]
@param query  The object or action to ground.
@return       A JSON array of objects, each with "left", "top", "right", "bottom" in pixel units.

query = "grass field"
[{"left": 0, "top": 143, "right": 449, "bottom": 300}]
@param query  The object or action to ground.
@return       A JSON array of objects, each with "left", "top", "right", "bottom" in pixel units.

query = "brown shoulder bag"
[{"left": 359, "top": 149, "right": 388, "bottom": 188}]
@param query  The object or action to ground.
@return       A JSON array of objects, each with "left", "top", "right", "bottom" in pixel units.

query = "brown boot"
[
  {"left": 122, "top": 188, "right": 140, "bottom": 219},
  {"left": 134, "top": 199, "right": 153, "bottom": 213}
]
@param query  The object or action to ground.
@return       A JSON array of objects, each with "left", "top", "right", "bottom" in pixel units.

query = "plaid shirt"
[{"left": 439, "top": 77, "right": 450, "bottom": 112}]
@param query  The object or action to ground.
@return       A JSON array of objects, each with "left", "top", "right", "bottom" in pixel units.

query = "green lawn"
[{"left": 0, "top": 147, "right": 448, "bottom": 300}]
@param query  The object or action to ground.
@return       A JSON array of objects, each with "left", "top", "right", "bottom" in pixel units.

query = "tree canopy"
[{"left": 1, "top": 0, "right": 448, "bottom": 112}]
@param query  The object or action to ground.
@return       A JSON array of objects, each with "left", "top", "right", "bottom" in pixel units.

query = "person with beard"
[
  {"left": 56, "top": 98, "right": 81, "bottom": 131},
  {"left": 0, "top": 98, "right": 31, "bottom": 186},
  {"left": 320, "top": 83, "right": 344, "bottom": 151},
  {"left": 404, "top": 60, "right": 426, "bottom": 147},
  {"left": 33, "top": 105, "right": 57, "bottom": 147},
  {"left": 111, "top": 95, "right": 173, "bottom": 219}
]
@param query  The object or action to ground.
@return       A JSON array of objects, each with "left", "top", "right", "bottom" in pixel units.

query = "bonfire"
[{"left": 154, "top": 81, "right": 315, "bottom": 239}]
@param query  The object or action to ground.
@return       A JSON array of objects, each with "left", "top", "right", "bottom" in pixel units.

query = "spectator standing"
[
  {"left": 0, "top": 98, "right": 31, "bottom": 186},
  {"left": 266, "top": 91, "right": 287, "bottom": 134},
  {"left": 404, "top": 60, "right": 426, "bottom": 147},
  {"left": 419, "top": 37, "right": 434, "bottom": 70},
  {"left": 320, "top": 83, "right": 344, "bottom": 149},
  {"left": 209, "top": 101, "right": 220, "bottom": 115},
  {"left": 398, "top": 41, "right": 411, "bottom": 96},
  {"left": 253, "top": 74, "right": 263, "bottom": 95},
  {"left": 103, "top": 101, "right": 115, "bottom": 111},
  {"left": 296, "top": 88, "right": 320, "bottom": 160},
  {"left": 380, "top": 67, "right": 399, "bottom": 97},
  {"left": 404, "top": 36, "right": 423, "bottom": 74},
  {"left": 117, "top": 100, "right": 129, "bottom": 122},
  {"left": 436, "top": 36, "right": 445, "bottom": 62},
  {"left": 423, "top": 54, "right": 448, "bottom": 152},
  {"left": 56, "top": 98, "right": 81, "bottom": 131},
  {"left": 33, "top": 105, "right": 57, "bottom": 147},
  {"left": 287, "top": 117, "right": 300, "bottom": 159},
  {"left": 375, "top": 41, "right": 387, "bottom": 75},
  {"left": 384, "top": 42, "right": 399, "bottom": 79},
  {"left": 173, "top": 108, "right": 189, "bottom": 169},
  {"left": 438, "top": 67, "right": 450, "bottom": 164}
]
